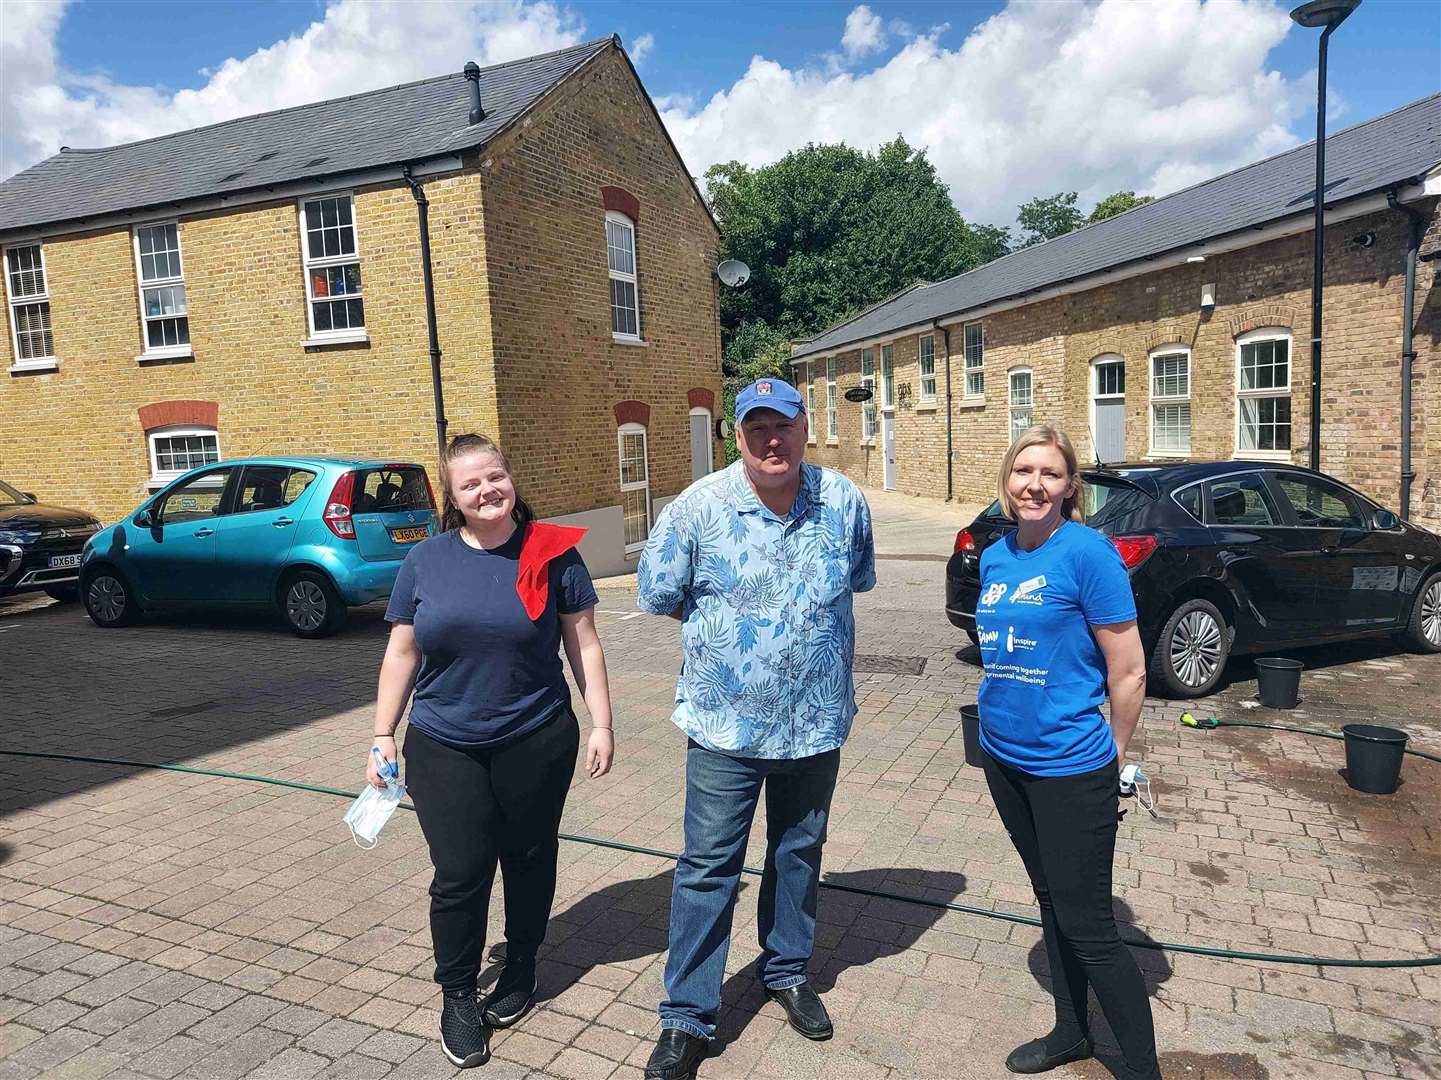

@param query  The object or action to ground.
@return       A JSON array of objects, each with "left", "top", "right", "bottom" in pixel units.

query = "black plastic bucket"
[
  {"left": 959, "top": 704, "right": 985, "bottom": 768},
  {"left": 1255, "top": 657, "right": 1302, "bottom": 708},
  {"left": 1342, "top": 724, "right": 1408, "bottom": 795}
]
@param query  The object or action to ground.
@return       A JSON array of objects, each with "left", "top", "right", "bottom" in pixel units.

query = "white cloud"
[
  {"left": 630, "top": 32, "right": 654, "bottom": 65},
  {"left": 1, "top": 0, "right": 586, "bottom": 180},
  {"left": 841, "top": 5, "right": 885, "bottom": 59},
  {"left": 661, "top": 0, "right": 1310, "bottom": 226}
]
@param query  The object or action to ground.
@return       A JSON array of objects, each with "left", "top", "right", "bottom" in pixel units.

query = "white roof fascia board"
[{"left": 0, "top": 155, "right": 466, "bottom": 244}]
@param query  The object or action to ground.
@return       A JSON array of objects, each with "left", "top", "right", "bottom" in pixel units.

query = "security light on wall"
[{"left": 1200, "top": 283, "right": 1217, "bottom": 311}]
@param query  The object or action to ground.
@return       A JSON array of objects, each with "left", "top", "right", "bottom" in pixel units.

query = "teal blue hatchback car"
[{"left": 80, "top": 457, "right": 436, "bottom": 637}]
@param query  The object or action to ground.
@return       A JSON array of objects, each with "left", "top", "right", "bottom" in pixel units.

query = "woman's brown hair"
[
  {"left": 439, "top": 433, "right": 535, "bottom": 533},
  {"left": 996, "top": 424, "right": 1087, "bottom": 524}
]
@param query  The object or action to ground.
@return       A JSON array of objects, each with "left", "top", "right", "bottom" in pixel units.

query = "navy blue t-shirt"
[
  {"left": 975, "top": 520, "right": 1137, "bottom": 776},
  {"left": 385, "top": 526, "right": 599, "bottom": 748}
]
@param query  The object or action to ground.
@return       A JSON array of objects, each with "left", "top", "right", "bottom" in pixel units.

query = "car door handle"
[
  {"left": 272, "top": 517, "right": 294, "bottom": 528},
  {"left": 193, "top": 527, "right": 215, "bottom": 538}
]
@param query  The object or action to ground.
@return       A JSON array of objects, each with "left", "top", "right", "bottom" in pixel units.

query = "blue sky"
[{"left": 7, "top": 0, "right": 1438, "bottom": 225}]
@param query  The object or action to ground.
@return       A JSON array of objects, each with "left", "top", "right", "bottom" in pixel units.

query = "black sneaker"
[
  {"left": 482, "top": 957, "right": 536, "bottom": 1028},
  {"left": 439, "top": 988, "right": 490, "bottom": 1068}
]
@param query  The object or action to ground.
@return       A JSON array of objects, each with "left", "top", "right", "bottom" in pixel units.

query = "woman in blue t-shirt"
[
  {"left": 975, "top": 425, "right": 1158, "bottom": 1080},
  {"left": 365, "top": 433, "right": 616, "bottom": 1069}
]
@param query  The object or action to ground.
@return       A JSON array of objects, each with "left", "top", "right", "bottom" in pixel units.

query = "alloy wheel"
[
  {"left": 286, "top": 580, "right": 328, "bottom": 633},
  {"left": 87, "top": 575, "right": 126, "bottom": 623},
  {"left": 1423, "top": 579, "right": 1441, "bottom": 648},
  {"left": 1170, "top": 609, "right": 1223, "bottom": 689}
]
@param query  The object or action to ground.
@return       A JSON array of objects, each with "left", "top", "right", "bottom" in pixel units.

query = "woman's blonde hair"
[{"left": 996, "top": 424, "right": 1087, "bottom": 523}]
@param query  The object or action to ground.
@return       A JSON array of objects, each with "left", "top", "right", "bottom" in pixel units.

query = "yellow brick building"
[{"left": 0, "top": 38, "right": 722, "bottom": 576}]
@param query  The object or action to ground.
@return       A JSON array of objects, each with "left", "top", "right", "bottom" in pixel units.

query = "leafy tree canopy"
[
  {"left": 1088, "top": 190, "right": 1154, "bottom": 223},
  {"left": 1016, "top": 191, "right": 1085, "bottom": 247}
]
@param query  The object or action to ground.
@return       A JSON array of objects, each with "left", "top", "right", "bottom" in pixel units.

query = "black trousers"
[
  {"left": 982, "top": 751, "right": 1159, "bottom": 1077},
  {"left": 404, "top": 709, "right": 579, "bottom": 992}
]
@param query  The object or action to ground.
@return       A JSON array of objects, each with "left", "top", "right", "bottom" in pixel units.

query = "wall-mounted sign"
[{"left": 843, "top": 386, "right": 873, "bottom": 403}]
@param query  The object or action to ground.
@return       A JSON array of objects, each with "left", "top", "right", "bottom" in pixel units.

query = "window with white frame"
[
  {"left": 300, "top": 194, "right": 365, "bottom": 340},
  {"left": 606, "top": 212, "right": 640, "bottom": 339},
  {"left": 806, "top": 376, "right": 816, "bottom": 443},
  {"left": 4, "top": 243, "right": 55, "bottom": 367},
  {"left": 618, "top": 423, "right": 650, "bottom": 550},
  {"left": 1150, "top": 349, "right": 1192, "bottom": 454},
  {"left": 861, "top": 349, "right": 877, "bottom": 439},
  {"left": 918, "top": 333, "right": 936, "bottom": 402},
  {"left": 133, "top": 223, "right": 190, "bottom": 355},
  {"left": 880, "top": 344, "right": 895, "bottom": 408},
  {"left": 1236, "top": 329, "right": 1291, "bottom": 456},
  {"left": 1008, "top": 368, "right": 1033, "bottom": 443},
  {"left": 825, "top": 358, "right": 837, "bottom": 440},
  {"left": 148, "top": 425, "right": 220, "bottom": 487},
  {"left": 963, "top": 321, "right": 984, "bottom": 397}
]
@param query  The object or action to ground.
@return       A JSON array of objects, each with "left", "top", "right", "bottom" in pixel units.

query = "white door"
[
  {"left": 689, "top": 409, "right": 713, "bottom": 483},
  {"left": 881, "top": 414, "right": 897, "bottom": 491}
]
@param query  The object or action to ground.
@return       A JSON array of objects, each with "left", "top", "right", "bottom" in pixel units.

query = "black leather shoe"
[
  {"left": 1004, "top": 1035, "right": 1094, "bottom": 1073},
  {"left": 643, "top": 1028, "right": 708, "bottom": 1079},
  {"left": 765, "top": 982, "right": 833, "bottom": 1040}
]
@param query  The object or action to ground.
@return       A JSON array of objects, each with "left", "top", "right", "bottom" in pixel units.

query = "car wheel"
[
  {"left": 83, "top": 567, "right": 137, "bottom": 627},
  {"left": 282, "top": 570, "right": 347, "bottom": 638},
  {"left": 1395, "top": 571, "right": 1441, "bottom": 654},
  {"left": 1149, "top": 597, "right": 1229, "bottom": 698},
  {"left": 44, "top": 584, "right": 79, "bottom": 603}
]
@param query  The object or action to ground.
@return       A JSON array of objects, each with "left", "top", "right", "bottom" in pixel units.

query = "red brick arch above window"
[
  {"left": 687, "top": 387, "right": 716, "bottom": 412},
  {"left": 1141, "top": 328, "right": 1187, "bottom": 354},
  {"left": 613, "top": 400, "right": 650, "bottom": 427},
  {"left": 601, "top": 186, "right": 641, "bottom": 223},
  {"left": 138, "top": 400, "right": 218, "bottom": 432},
  {"left": 1229, "top": 307, "right": 1295, "bottom": 339}
]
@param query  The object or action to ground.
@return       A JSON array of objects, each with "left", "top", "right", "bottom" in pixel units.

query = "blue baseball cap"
[{"left": 735, "top": 377, "right": 804, "bottom": 422}]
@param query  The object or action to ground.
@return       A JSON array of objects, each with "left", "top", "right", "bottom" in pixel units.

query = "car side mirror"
[
  {"left": 134, "top": 506, "right": 157, "bottom": 528},
  {"left": 1372, "top": 509, "right": 1400, "bottom": 531}
]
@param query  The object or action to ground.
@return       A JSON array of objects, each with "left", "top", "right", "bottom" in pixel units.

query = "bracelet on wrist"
[{"left": 373, "top": 733, "right": 396, "bottom": 740}]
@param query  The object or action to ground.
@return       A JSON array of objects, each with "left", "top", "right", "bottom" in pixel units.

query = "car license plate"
[
  {"left": 48, "top": 553, "right": 82, "bottom": 569},
  {"left": 390, "top": 526, "right": 428, "bottom": 544}
]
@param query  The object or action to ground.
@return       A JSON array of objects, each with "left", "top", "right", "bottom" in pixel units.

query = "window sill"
[
  {"left": 304, "top": 330, "right": 370, "bottom": 348},
  {"left": 859, "top": 438, "right": 875, "bottom": 447},
  {"left": 880, "top": 405, "right": 896, "bottom": 415},
  {"left": 959, "top": 397, "right": 986, "bottom": 409},
  {"left": 826, "top": 438, "right": 839, "bottom": 447},
  {"left": 612, "top": 335, "right": 649, "bottom": 347},
  {"left": 9, "top": 359, "right": 59, "bottom": 374},
  {"left": 135, "top": 347, "right": 193, "bottom": 363},
  {"left": 1145, "top": 451, "right": 1191, "bottom": 461},
  {"left": 914, "top": 402, "right": 938, "bottom": 412},
  {"left": 1233, "top": 450, "right": 1293, "bottom": 462}
]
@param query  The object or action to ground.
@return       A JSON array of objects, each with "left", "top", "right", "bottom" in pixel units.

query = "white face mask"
[{"left": 344, "top": 779, "right": 407, "bottom": 848}]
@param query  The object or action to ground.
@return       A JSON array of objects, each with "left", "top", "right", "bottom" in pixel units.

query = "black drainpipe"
[
  {"left": 1387, "top": 188, "right": 1423, "bottom": 520},
  {"left": 402, "top": 164, "right": 448, "bottom": 459},
  {"left": 935, "top": 320, "right": 954, "bottom": 502}
]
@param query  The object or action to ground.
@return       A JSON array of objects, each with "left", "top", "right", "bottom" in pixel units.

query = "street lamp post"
[{"left": 1290, "top": 0, "right": 1360, "bottom": 472}]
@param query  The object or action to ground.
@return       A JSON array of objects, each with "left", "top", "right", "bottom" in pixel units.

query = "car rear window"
[
  {"left": 354, "top": 466, "right": 433, "bottom": 513},
  {"left": 1084, "top": 479, "right": 1153, "bottom": 531}
]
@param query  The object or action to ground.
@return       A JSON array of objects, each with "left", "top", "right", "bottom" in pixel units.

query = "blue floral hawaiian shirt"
[{"left": 637, "top": 460, "right": 876, "bottom": 759}]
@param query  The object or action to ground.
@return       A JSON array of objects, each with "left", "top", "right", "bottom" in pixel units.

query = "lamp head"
[{"left": 1289, "top": 0, "right": 1360, "bottom": 28}]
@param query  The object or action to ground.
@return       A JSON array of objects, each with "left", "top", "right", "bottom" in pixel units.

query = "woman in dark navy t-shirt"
[
  {"left": 975, "top": 425, "right": 1158, "bottom": 1080},
  {"left": 366, "top": 433, "right": 615, "bottom": 1070}
]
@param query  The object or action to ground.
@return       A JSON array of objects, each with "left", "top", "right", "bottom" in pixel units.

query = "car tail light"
[
  {"left": 323, "top": 471, "right": 357, "bottom": 538},
  {"left": 955, "top": 528, "right": 977, "bottom": 554},
  {"left": 1111, "top": 534, "right": 1157, "bottom": 569}
]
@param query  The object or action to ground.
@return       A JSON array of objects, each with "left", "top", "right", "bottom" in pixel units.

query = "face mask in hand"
[{"left": 344, "top": 779, "right": 407, "bottom": 849}]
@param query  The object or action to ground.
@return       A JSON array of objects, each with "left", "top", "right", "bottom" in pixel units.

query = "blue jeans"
[{"left": 659, "top": 741, "right": 841, "bottom": 1040}]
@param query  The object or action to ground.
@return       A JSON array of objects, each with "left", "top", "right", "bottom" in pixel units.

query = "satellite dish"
[
  {"left": 716, "top": 259, "right": 750, "bottom": 288},
  {"left": 714, "top": 417, "right": 735, "bottom": 441}
]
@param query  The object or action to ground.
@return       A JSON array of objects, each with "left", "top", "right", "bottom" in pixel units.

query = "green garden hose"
[
  {"left": 2, "top": 747, "right": 1436, "bottom": 970},
  {"left": 1180, "top": 713, "right": 1441, "bottom": 762}
]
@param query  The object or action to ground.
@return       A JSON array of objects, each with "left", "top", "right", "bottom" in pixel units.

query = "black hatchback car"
[
  {"left": 0, "top": 478, "right": 102, "bottom": 602},
  {"left": 946, "top": 461, "right": 1441, "bottom": 698}
]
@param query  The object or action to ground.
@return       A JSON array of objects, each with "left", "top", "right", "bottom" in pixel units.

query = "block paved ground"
[{"left": 1, "top": 487, "right": 1438, "bottom": 1080}]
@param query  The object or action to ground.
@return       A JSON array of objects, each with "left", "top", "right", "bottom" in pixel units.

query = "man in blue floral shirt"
[{"left": 637, "top": 377, "right": 875, "bottom": 1079}]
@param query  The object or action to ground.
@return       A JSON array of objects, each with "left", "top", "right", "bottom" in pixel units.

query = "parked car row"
[
  {"left": 72, "top": 456, "right": 436, "bottom": 637},
  {"left": 946, "top": 461, "right": 1441, "bottom": 698}
]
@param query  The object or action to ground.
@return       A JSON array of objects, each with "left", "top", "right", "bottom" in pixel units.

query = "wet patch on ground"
[{"left": 1187, "top": 861, "right": 1231, "bottom": 885}]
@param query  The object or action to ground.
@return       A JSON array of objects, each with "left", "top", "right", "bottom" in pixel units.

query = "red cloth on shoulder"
[{"left": 516, "top": 522, "right": 588, "bottom": 620}]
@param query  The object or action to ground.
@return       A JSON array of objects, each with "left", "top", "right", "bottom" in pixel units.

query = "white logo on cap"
[{"left": 757, "top": 381, "right": 772, "bottom": 395}]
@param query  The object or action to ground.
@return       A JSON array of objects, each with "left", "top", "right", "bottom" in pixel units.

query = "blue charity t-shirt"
[
  {"left": 385, "top": 526, "right": 599, "bottom": 748},
  {"left": 975, "top": 520, "right": 1137, "bottom": 776}
]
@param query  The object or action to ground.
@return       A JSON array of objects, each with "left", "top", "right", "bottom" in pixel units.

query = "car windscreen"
[
  {"left": 353, "top": 467, "right": 433, "bottom": 514},
  {"left": 0, "top": 479, "right": 26, "bottom": 506},
  {"left": 1083, "top": 478, "right": 1154, "bottom": 532}
]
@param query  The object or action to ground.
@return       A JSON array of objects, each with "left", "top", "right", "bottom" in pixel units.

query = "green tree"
[
  {"left": 1087, "top": 190, "right": 1154, "bottom": 224},
  {"left": 1016, "top": 191, "right": 1084, "bottom": 247}
]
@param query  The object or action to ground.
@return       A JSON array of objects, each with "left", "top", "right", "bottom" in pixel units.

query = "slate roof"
[
  {"left": 793, "top": 93, "right": 1441, "bottom": 359},
  {"left": 0, "top": 38, "right": 616, "bottom": 234}
]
